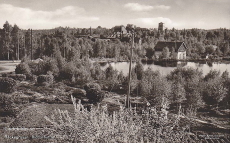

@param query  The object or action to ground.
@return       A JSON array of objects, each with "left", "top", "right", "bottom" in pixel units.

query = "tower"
[
  {"left": 158, "top": 22, "right": 165, "bottom": 41},
  {"left": 158, "top": 22, "right": 164, "bottom": 34}
]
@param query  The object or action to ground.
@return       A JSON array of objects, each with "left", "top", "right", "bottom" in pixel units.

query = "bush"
[
  {"left": 15, "top": 62, "right": 31, "bottom": 76},
  {"left": 32, "top": 57, "right": 59, "bottom": 77},
  {"left": 204, "top": 70, "right": 220, "bottom": 81},
  {"left": 84, "top": 82, "right": 101, "bottom": 91},
  {"left": 135, "top": 61, "right": 144, "bottom": 80},
  {"left": 59, "top": 62, "right": 76, "bottom": 80},
  {"left": 7, "top": 74, "right": 26, "bottom": 81},
  {"left": 84, "top": 83, "right": 104, "bottom": 103},
  {"left": 167, "top": 67, "right": 202, "bottom": 82},
  {"left": 75, "top": 67, "right": 92, "bottom": 85},
  {"left": 44, "top": 96, "right": 192, "bottom": 143},
  {"left": 0, "top": 93, "right": 17, "bottom": 116},
  {"left": 37, "top": 74, "right": 54, "bottom": 86},
  {"left": 202, "top": 78, "right": 227, "bottom": 106},
  {"left": 72, "top": 88, "right": 87, "bottom": 99},
  {"left": 0, "top": 77, "right": 17, "bottom": 93}
]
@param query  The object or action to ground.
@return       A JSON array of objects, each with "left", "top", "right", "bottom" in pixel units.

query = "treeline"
[{"left": 0, "top": 21, "right": 230, "bottom": 60}]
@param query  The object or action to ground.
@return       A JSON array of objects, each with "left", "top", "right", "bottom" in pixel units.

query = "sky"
[{"left": 0, "top": 0, "right": 229, "bottom": 29}]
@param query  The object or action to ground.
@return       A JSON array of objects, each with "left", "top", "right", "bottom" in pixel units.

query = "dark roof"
[{"left": 154, "top": 41, "right": 186, "bottom": 52}]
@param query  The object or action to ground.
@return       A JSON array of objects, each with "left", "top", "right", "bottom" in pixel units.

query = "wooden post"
[
  {"left": 17, "top": 32, "right": 19, "bottom": 60},
  {"left": 30, "top": 29, "right": 33, "bottom": 60},
  {"left": 24, "top": 34, "right": 27, "bottom": 57},
  {"left": 126, "top": 25, "right": 134, "bottom": 108}
]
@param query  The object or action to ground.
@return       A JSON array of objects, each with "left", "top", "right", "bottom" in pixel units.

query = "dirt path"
[{"left": 0, "top": 60, "right": 21, "bottom": 74}]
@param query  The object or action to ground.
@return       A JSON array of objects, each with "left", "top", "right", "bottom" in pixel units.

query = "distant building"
[
  {"left": 154, "top": 41, "right": 188, "bottom": 60},
  {"left": 158, "top": 22, "right": 164, "bottom": 33},
  {"left": 113, "top": 25, "right": 127, "bottom": 39},
  {"left": 158, "top": 22, "right": 165, "bottom": 41}
]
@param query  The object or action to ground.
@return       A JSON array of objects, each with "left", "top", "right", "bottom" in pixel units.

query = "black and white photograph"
[{"left": 0, "top": 0, "right": 229, "bottom": 142}]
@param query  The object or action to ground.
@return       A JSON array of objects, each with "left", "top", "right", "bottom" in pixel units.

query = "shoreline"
[{"left": 91, "top": 58, "right": 230, "bottom": 64}]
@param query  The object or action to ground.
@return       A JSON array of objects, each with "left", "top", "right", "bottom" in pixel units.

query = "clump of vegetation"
[
  {"left": 0, "top": 77, "right": 17, "bottom": 93},
  {"left": 37, "top": 73, "right": 54, "bottom": 86},
  {"left": 7, "top": 74, "right": 26, "bottom": 81},
  {"left": 15, "top": 62, "right": 31, "bottom": 77},
  {"left": 84, "top": 82, "right": 104, "bottom": 103},
  {"left": 44, "top": 96, "right": 191, "bottom": 143},
  {"left": 32, "top": 57, "right": 60, "bottom": 77},
  {"left": 0, "top": 93, "right": 17, "bottom": 117}
]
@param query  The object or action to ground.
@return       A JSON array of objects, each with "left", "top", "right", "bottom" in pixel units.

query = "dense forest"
[{"left": 0, "top": 21, "right": 230, "bottom": 61}]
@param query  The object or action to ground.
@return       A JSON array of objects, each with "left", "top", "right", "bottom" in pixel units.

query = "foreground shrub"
[
  {"left": 37, "top": 74, "right": 54, "bottom": 86},
  {"left": 7, "top": 74, "right": 26, "bottom": 81},
  {"left": 32, "top": 57, "right": 59, "bottom": 77},
  {"left": 44, "top": 96, "right": 192, "bottom": 143},
  {"left": 0, "top": 93, "right": 17, "bottom": 116},
  {"left": 59, "top": 62, "right": 76, "bottom": 81},
  {"left": 0, "top": 77, "right": 17, "bottom": 93},
  {"left": 202, "top": 77, "right": 227, "bottom": 107},
  {"left": 15, "top": 62, "right": 31, "bottom": 76},
  {"left": 84, "top": 82, "right": 104, "bottom": 103},
  {"left": 167, "top": 67, "right": 202, "bottom": 82}
]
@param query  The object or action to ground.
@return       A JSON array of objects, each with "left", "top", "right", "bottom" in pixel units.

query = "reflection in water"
[
  {"left": 207, "top": 62, "right": 213, "bottom": 67},
  {"left": 99, "top": 62, "right": 107, "bottom": 67},
  {"left": 152, "top": 61, "right": 187, "bottom": 67},
  {"left": 195, "top": 61, "right": 206, "bottom": 64},
  {"left": 99, "top": 61, "right": 230, "bottom": 76}
]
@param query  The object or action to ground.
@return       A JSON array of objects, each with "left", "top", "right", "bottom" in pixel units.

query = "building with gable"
[{"left": 154, "top": 41, "right": 188, "bottom": 60}]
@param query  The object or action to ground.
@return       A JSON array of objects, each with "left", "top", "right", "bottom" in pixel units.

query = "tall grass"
[{"left": 44, "top": 96, "right": 193, "bottom": 143}]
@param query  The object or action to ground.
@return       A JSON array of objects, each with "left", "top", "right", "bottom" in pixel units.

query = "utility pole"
[
  {"left": 30, "top": 29, "right": 33, "bottom": 60},
  {"left": 126, "top": 25, "right": 134, "bottom": 108},
  {"left": 17, "top": 32, "right": 19, "bottom": 60}
]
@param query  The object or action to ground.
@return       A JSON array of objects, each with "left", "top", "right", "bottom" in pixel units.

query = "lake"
[{"left": 100, "top": 61, "right": 230, "bottom": 76}]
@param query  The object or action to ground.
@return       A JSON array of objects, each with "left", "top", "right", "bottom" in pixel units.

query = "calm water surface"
[{"left": 100, "top": 61, "right": 230, "bottom": 76}]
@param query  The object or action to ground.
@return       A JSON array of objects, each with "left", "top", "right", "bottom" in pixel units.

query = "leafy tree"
[
  {"left": 100, "top": 41, "right": 106, "bottom": 58},
  {"left": 11, "top": 24, "right": 20, "bottom": 60},
  {"left": 138, "top": 68, "right": 170, "bottom": 108},
  {"left": 161, "top": 47, "right": 170, "bottom": 59},
  {"left": 223, "top": 42, "right": 229, "bottom": 56},
  {"left": 138, "top": 68, "right": 159, "bottom": 96},
  {"left": 150, "top": 76, "right": 171, "bottom": 109},
  {"left": 195, "top": 42, "right": 205, "bottom": 55},
  {"left": 184, "top": 80, "right": 204, "bottom": 115},
  {"left": 67, "top": 44, "right": 80, "bottom": 62},
  {"left": 91, "top": 62, "right": 105, "bottom": 80},
  {"left": 202, "top": 78, "right": 227, "bottom": 107},
  {"left": 93, "top": 40, "right": 102, "bottom": 57},
  {"left": 171, "top": 81, "right": 186, "bottom": 111},
  {"left": 24, "top": 29, "right": 32, "bottom": 58},
  {"left": 215, "top": 47, "right": 222, "bottom": 56},
  {"left": 105, "top": 64, "right": 117, "bottom": 80},
  {"left": 145, "top": 46, "right": 155, "bottom": 59},
  {"left": 134, "top": 61, "right": 144, "bottom": 80},
  {"left": 167, "top": 67, "right": 202, "bottom": 82},
  {"left": 117, "top": 71, "right": 125, "bottom": 84},
  {"left": 205, "top": 45, "right": 215, "bottom": 55},
  {"left": 221, "top": 70, "right": 229, "bottom": 79},
  {"left": 2, "top": 21, "right": 12, "bottom": 60},
  {"left": 204, "top": 70, "right": 220, "bottom": 81}
]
